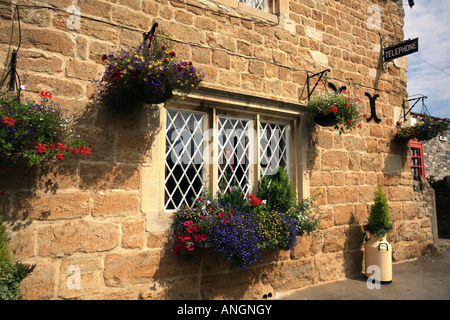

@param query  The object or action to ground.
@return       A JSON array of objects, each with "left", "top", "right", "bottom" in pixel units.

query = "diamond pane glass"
[
  {"left": 260, "top": 122, "right": 289, "bottom": 176},
  {"left": 239, "top": 0, "right": 267, "bottom": 11},
  {"left": 217, "top": 116, "right": 252, "bottom": 196},
  {"left": 165, "top": 110, "right": 205, "bottom": 211}
]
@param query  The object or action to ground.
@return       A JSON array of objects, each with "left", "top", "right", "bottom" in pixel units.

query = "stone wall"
[{"left": 0, "top": 0, "right": 437, "bottom": 300}]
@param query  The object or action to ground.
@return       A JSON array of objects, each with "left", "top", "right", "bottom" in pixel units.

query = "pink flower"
[{"left": 183, "top": 221, "right": 193, "bottom": 227}]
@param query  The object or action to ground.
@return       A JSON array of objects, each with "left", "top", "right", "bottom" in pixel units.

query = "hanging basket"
[
  {"left": 313, "top": 112, "right": 339, "bottom": 127},
  {"left": 131, "top": 85, "right": 173, "bottom": 105}
]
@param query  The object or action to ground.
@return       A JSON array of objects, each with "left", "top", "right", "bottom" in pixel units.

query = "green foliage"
[
  {"left": 0, "top": 215, "right": 12, "bottom": 268},
  {"left": 307, "top": 91, "right": 362, "bottom": 133},
  {"left": 0, "top": 261, "right": 35, "bottom": 300},
  {"left": 288, "top": 197, "right": 321, "bottom": 237},
  {"left": 0, "top": 215, "right": 35, "bottom": 300},
  {"left": 257, "top": 166, "right": 295, "bottom": 213},
  {"left": 364, "top": 186, "right": 393, "bottom": 238},
  {"left": 0, "top": 90, "right": 90, "bottom": 166},
  {"left": 217, "top": 187, "right": 247, "bottom": 212}
]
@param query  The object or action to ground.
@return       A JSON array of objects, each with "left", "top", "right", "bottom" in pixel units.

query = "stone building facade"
[{"left": 0, "top": 0, "right": 437, "bottom": 299}]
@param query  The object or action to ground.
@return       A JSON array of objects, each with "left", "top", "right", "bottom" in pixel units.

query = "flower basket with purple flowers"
[{"left": 94, "top": 26, "right": 204, "bottom": 109}]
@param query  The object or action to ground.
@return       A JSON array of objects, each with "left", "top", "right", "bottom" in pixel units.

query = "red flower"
[
  {"left": 130, "top": 71, "right": 140, "bottom": 79},
  {"left": 347, "top": 119, "right": 352, "bottom": 125},
  {"left": 200, "top": 234, "right": 207, "bottom": 241},
  {"left": 39, "top": 91, "right": 52, "bottom": 99},
  {"left": 1, "top": 117, "right": 15, "bottom": 126},
  {"left": 183, "top": 221, "right": 193, "bottom": 227},
  {"left": 71, "top": 147, "right": 79, "bottom": 154},
  {"left": 169, "top": 51, "right": 176, "bottom": 57},
  {"left": 101, "top": 54, "right": 109, "bottom": 61},
  {"left": 363, "top": 113, "right": 368, "bottom": 119},
  {"left": 80, "top": 146, "right": 92, "bottom": 156},
  {"left": 248, "top": 194, "right": 255, "bottom": 199},
  {"left": 345, "top": 96, "right": 351, "bottom": 101},
  {"left": 357, "top": 123, "right": 362, "bottom": 129},
  {"left": 251, "top": 197, "right": 262, "bottom": 206},
  {"left": 177, "top": 65, "right": 183, "bottom": 72},
  {"left": 113, "top": 71, "right": 122, "bottom": 79},
  {"left": 330, "top": 106, "right": 338, "bottom": 113},
  {"left": 56, "top": 153, "right": 64, "bottom": 160},
  {"left": 36, "top": 144, "right": 47, "bottom": 153}
]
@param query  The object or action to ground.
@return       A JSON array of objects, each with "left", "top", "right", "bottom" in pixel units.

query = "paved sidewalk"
[{"left": 280, "top": 240, "right": 450, "bottom": 300}]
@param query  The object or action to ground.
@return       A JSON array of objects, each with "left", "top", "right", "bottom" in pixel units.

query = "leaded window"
[
  {"left": 217, "top": 116, "right": 252, "bottom": 196},
  {"left": 260, "top": 122, "right": 289, "bottom": 176},
  {"left": 239, "top": 0, "right": 267, "bottom": 11},
  {"left": 164, "top": 110, "right": 205, "bottom": 211}
]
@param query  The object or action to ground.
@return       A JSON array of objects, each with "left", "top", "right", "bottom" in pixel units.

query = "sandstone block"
[
  {"left": 92, "top": 192, "right": 140, "bottom": 217},
  {"left": 22, "top": 28, "right": 75, "bottom": 56},
  {"left": 21, "top": 259, "right": 57, "bottom": 300},
  {"left": 327, "top": 186, "right": 359, "bottom": 204},
  {"left": 104, "top": 249, "right": 199, "bottom": 286},
  {"left": 314, "top": 251, "right": 344, "bottom": 282},
  {"left": 15, "top": 192, "right": 90, "bottom": 220},
  {"left": 122, "top": 218, "right": 145, "bottom": 249},
  {"left": 322, "top": 226, "right": 347, "bottom": 253},
  {"left": 322, "top": 150, "right": 348, "bottom": 171},
  {"left": 37, "top": 220, "right": 119, "bottom": 256},
  {"left": 333, "top": 204, "right": 354, "bottom": 226},
  {"left": 58, "top": 254, "right": 103, "bottom": 299},
  {"left": 80, "top": 163, "right": 140, "bottom": 191}
]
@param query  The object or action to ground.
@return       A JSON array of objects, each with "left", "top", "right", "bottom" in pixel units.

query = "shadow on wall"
[
  {"left": 141, "top": 230, "right": 365, "bottom": 300},
  {"left": 142, "top": 233, "right": 279, "bottom": 300},
  {"left": 0, "top": 97, "right": 161, "bottom": 231}
]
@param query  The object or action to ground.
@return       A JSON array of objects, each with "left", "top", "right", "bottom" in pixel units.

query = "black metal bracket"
[
  {"left": 365, "top": 92, "right": 382, "bottom": 123},
  {"left": 0, "top": 49, "right": 20, "bottom": 92},
  {"left": 403, "top": 95, "right": 427, "bottom": 122},
  {"left": 306, "top": 69, "right": 330, "bottom": 101},
  {"left": 143, "top": 22, "right": 158, "bottom": 49}
]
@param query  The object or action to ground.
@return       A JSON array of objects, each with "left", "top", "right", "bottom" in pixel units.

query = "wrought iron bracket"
[
  {"left": 306, "top": 69, "right": 330, "bottom": 101},
  {"left": 403, "top": 95, "right": 427, "bottom": 122}
]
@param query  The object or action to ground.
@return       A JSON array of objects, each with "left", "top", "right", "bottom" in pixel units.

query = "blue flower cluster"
[{"left": 208, "top": 210, "right": 263, "bottom": 271}]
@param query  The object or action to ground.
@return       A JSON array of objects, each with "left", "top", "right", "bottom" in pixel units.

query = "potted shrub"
[
  {"left": 256, "top": 166, "right": 295, "bottom": 213},
  {"left": 95, "top": 26, "right": 204, "bottom": 110},
  {"left": 393, "top": 115, "right": 449, "bottom": 143},
  {"left": 363, "top": 186, "right": 393, "bottom": 284},
  {"left": 0, "top": 90, "right": 91, "bottom": 166},
  {"left": 306, "top": 91, "right": 363, "bottom": 133}
]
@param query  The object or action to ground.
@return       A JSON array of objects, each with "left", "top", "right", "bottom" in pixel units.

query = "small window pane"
[
  {"left": 260, "top": 122, "right": 289, "bottom": 176},
  {"left": 217, "top": 116, "right": 252, "bottom": 196},
  {"left": 239, "top": 0, "right": 267, "bottom": 11},
  {"left": 165, "top": 110, "right": 205, "bottom": 211}
]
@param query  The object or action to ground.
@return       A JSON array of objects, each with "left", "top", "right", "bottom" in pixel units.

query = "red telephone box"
[{"left": 410, "top": 140, "right": 425, "bottom": 177}]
